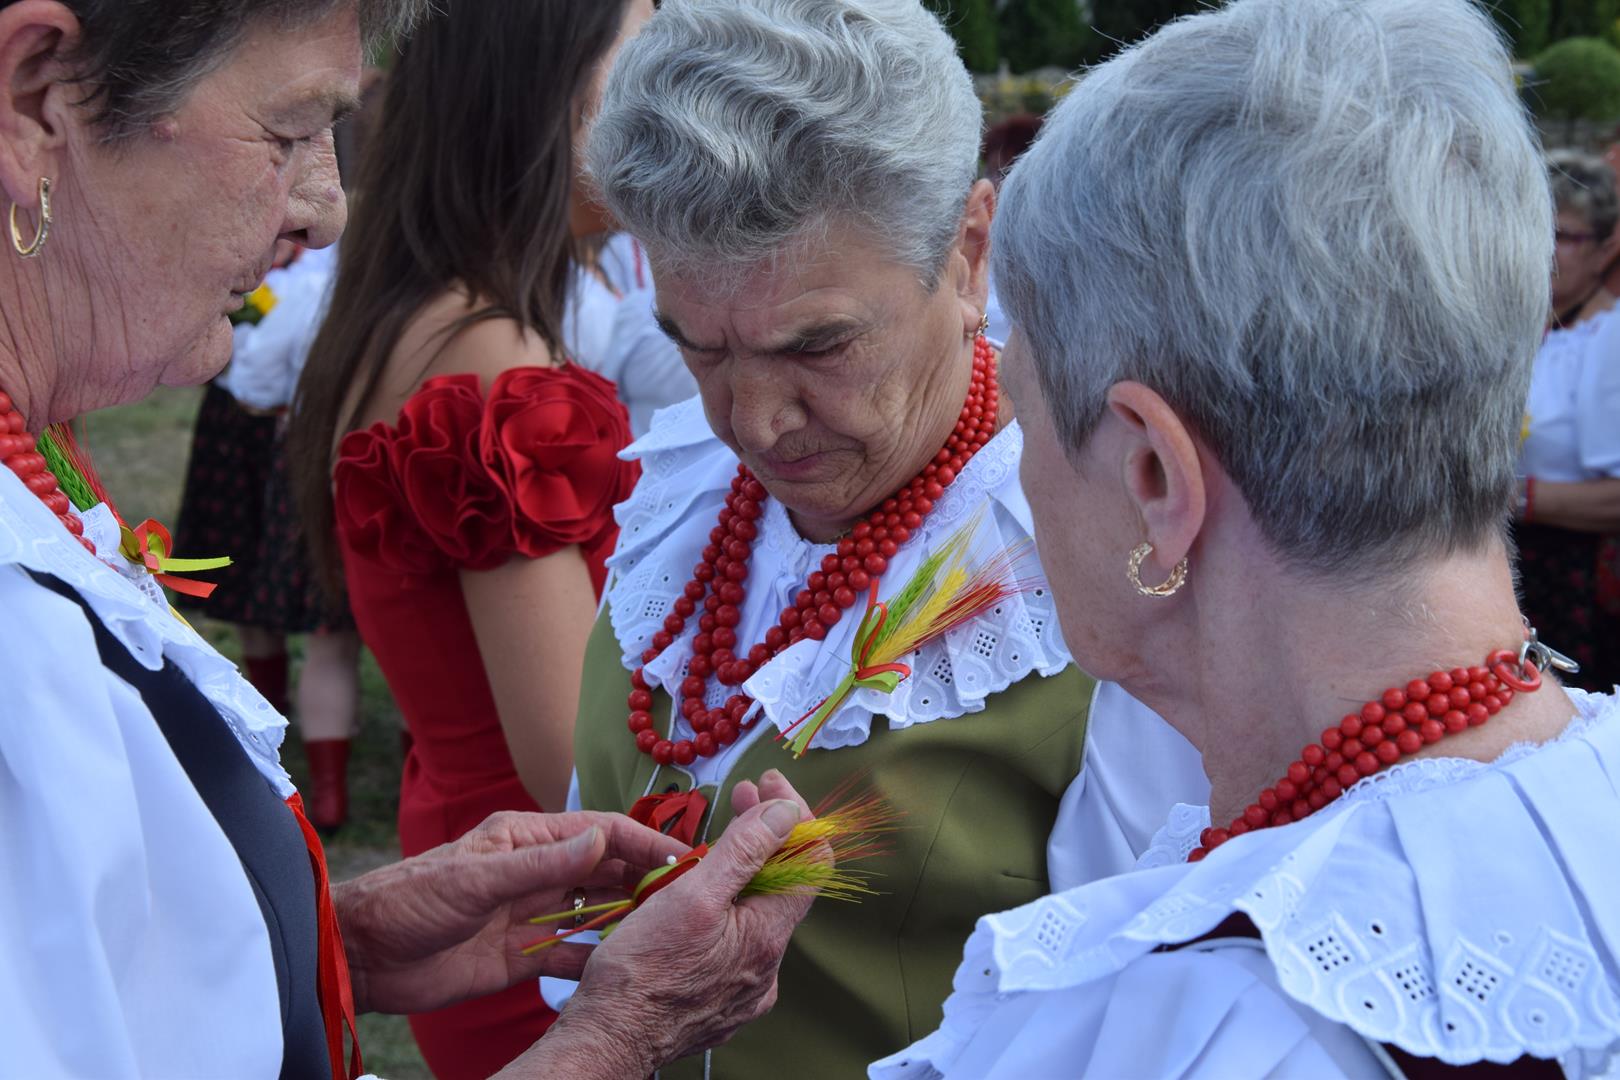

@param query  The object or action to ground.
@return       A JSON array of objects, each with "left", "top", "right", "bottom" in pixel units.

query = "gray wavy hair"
[
  {"left": 585, "top": 0, "right": 982, "bottom": 285},
  {"left": 996, "top": 0, "right": 1551, "bottom": 576},
  {"left": 1549, "top": 150, "right": 1619, "bottom": 242}
]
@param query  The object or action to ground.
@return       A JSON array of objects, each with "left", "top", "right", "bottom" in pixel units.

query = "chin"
[{"left": 160, "top": 321, "right": 236, "bottom": 388}]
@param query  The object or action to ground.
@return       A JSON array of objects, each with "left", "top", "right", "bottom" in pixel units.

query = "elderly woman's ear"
[
  {"left": 1104, "top": 380, "right": 1208, "bottom": 587},
  {"left": 0, "top": 2, "right": 78, "bottom": 211},
  {"left": 949, "top": 178, "right": 995, "bottom": 333}
]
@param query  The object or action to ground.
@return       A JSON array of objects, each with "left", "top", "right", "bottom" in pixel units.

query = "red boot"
[{"left": 303, "top": 738, "right": 351, "bottom": 834}]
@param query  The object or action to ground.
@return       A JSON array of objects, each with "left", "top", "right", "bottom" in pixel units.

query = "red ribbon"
[
  {"left": 122, "top": 518, "right": 228, "bottom": 598},
  {"left": 286, "top": 794, "right": 363, "bottom": 1080},
  {"left": 629, "top": 788, "right": 710, "bottom": 846}
]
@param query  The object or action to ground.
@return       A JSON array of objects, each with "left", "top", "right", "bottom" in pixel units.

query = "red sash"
[{"left": 286, "top": 794, "right": 363, "bottom": 1080}]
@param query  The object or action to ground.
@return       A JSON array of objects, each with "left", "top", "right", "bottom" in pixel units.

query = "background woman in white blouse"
[
  {"left": 876, "top": 0, "right": 1620, "bottom": 1075},
  {"left": 1514, "top": 152, "right": 1620, "bottom": 691}
]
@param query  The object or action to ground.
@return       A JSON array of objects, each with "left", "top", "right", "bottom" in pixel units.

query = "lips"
[
  {"left": 230, "top": 255, "right": 277, "bottom": 297},
  {"left": 757, "top": 450, "right": 831, "bottom": 480}
]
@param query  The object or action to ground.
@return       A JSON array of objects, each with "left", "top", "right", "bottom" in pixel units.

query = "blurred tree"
[
  {"left": 926, "top": 0, "right": 1000, "bottom": 72},
  {"left": 999, "top": 0, "right": 1092, "bottom": 73},
  {"left": 1532, "top": 35, "right": 1620, "bottom": 138},
  {"left": 1551, "top": 0, "right": 1620, "bottom": 40},
  {"left": 1488, "top": 0, "right": 1552, "bottom": 56},
  {"left": 1085, "top": 0, "right": 1204, "bottom": 60}
]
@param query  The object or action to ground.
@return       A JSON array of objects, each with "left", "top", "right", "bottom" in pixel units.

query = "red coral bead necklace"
[
  {"left": 0, "top": 389, "right": 94, "bottom": 554},
  {"left": 1187, "top": 648, "right": 1546, "bottom": 861},
  {"left": 625, "top": 334, "right": 999, "bottom": 766}
]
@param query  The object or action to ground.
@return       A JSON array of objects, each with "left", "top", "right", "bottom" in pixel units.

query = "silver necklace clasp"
[{"left": 1520, "top": 623, "right": 1581, "bottom": 675}]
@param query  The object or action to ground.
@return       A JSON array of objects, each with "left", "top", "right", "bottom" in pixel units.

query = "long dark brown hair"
[{"left": 289, "top": 0, "right": 632, "bottom": 594}]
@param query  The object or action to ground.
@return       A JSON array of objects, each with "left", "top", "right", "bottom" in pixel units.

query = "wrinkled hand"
[
  {"left": 334, "top": 810, "right": 686, "bottom": 1015},
  {"left": 519, "top": 770, "right": 819, "bottom": 1079}
]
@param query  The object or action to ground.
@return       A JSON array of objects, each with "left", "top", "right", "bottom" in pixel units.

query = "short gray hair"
[
  {"left": 585, "top": 0, "right": 982, "bottom": 284},
  {"left": 1549, "top": 150, "right": 1619, "bottom": 242},
  {"left": 996, "top": 0, "right": 1551, "bottom": 577},
  {"left": 31, "top": 0, "right": 430, "bottom": 139}
]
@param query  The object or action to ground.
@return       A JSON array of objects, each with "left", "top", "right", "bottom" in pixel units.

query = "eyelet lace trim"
[
  {"left": 0, "top": 470, "right": 292, "bottom": 797},
  {"left": 603, "top": 398, "right": 1070, "bottom": 752},
  {"left": 925, "top": 695, "right": 1620, "bottom": 1075}
]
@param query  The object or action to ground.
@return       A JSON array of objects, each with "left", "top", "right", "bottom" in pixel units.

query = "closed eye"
[
  {"left": 781, "top": 338, "right": 852, "bottom": 361},
  {"left": 271, "top": 128, "right": 324, "bottom": 156}
]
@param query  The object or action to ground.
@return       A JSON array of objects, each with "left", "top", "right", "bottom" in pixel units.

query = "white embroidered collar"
[
  {"left": 605, "top": 395, "right": 1070, "bottom": 753},
  {"left": 909, "top": 691, "right": 1620, "bottom": 1073},
  {"left": 0, "top": 467, "right": 292, "bottom": 796}
]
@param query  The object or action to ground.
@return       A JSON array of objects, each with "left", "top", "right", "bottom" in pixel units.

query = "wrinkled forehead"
[{"left": 647, "top": 224, "right": 930, "bottom": 349}]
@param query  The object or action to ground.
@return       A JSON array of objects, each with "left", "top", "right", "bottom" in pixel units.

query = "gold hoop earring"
[
  {"left": 10, "top": 177, "right": 52, "bottom": 259},
  {"left": 1127, "top": 542, "right": 1188, "bottom": 598},
  {"left": 976, "top": 312, "right": 990, "bottom": 336}
]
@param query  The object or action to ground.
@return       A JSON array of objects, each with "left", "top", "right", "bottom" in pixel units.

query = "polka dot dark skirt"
[{"left": 172, "top": 382, "right": 349, "bottom": 633}]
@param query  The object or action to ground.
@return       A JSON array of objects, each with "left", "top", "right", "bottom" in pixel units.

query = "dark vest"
[{"left": 30, "top": 571, "right": 331, "bottom": 1080}]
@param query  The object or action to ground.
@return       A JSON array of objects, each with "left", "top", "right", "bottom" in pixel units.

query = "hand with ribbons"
[{"left": 498, "top": 771, "right": 817, "bottom": 1080}]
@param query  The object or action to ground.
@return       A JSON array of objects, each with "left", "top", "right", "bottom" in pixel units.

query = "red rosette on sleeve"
[
  {"left": 479, "top": 365, "right": 638, "bottom": 558},
  {"left": 334, "top": 424, "right": 446, "bottom": 575},
  {"left": 388, "top": 374, "right": 514, "bottom": 570},
  {"left": 334, "top": 366, "right": 638, "bottom": 575}
]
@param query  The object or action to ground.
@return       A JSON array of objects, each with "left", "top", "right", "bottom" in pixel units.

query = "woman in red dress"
[{"left": 288, "top": 1, "right": 650, "bottom": 1076}]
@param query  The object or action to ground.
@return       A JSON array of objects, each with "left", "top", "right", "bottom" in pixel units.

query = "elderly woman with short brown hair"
[{"left": 0, "top": 2, "right": 815, "bottom": 1076}]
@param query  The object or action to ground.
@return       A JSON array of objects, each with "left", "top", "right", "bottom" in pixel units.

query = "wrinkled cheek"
[{"left": 697, "top": 382, "right": 739, "bottom": 451}]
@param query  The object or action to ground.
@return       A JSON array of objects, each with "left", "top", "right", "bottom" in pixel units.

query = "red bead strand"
[
  {"left": 0, "top": 390, "right": 94, "bottom": 554},
  {"left": 1186, "top": 650, "right": 1543, "bottom": 861},
  {"left": 627, "top": 335, "right": 999, "bottom": 766}
]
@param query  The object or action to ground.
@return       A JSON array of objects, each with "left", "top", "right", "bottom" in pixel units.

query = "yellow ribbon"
[{"left": 119, "top": 519, "right": 232, "bottom": 598}]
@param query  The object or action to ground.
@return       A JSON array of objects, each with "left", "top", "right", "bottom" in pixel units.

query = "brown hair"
[{"left": 288, "top": 0, "right": 631, "bottom": 594}]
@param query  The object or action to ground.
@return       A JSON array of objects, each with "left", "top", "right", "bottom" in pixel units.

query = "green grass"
[{"left": 87, "top": 387, "right": 431, "bottom": 1079}]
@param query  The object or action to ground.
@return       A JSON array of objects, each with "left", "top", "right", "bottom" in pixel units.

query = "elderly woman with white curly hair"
[
  {"left": 568, "top": 0, "right": 1206, "bottom": 1075},
  {"left": 875, "top": 0, "right": 1620, "bottom": 1076}
]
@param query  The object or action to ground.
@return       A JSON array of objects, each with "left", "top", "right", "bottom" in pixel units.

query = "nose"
[
  {"left": 281, "top": 137, "right": 347, "bottom": 250},
  {"left": 727, "top": 362, "right": 801, "bottom": 455}
]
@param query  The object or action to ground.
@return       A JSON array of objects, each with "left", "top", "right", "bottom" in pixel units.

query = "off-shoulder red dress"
[{"left": 333, "top": 364, "right": 638, "bottom": 1080}]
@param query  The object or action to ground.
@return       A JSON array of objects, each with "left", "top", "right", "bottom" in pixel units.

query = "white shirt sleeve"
[
  {"left": 0, "top": 566, "right": 283, "bottom": 1077},
  {"left": 1574, "top": 312, "right": 1620, "bottom": 477},
  {"left": 1521, "top": 309, "right": 1620, "bottom": 482},
  {"left": 216, "top": 245, "right": 338, "bottom": 412},
  {"left": 1046, "top": 681, "right": 1210, "bottom": 890},
  {"left": 605, "top": 290, "right": 699, "bottom": 438}
]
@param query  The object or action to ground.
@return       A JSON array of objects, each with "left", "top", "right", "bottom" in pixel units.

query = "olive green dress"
[{"left": 574, "top": 605, "right": 1092, "bottom": 1078}]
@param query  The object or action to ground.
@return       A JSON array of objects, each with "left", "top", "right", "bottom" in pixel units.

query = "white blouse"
[
  {"left": 872, "top": 691, "right": 1620, "bottom": 1080},
  {"left": 215, "top": 243, "right": 339, "bottom": 413},
  {"left": 0, "top": 468, "right": 287, "bottom": 1077},
  {"left": 1521, "top": 306, "right": 1620, "bottom": 483},
  {"left": 564, "top": 235, "right": 698, "bottom": 437}
]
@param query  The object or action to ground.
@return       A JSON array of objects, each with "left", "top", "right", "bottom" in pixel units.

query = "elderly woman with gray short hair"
[
  {"left": 876, "top": 0, "right": 1620, "bottom": 1076},
  {"left": 0, "top": 2, "right": 823, "bottom": 1076},
  {"left": 572, "top": 0, "right": 1205, "bottom": 1076},
  {"left": 1511, "top": 152, "right": 1620, "bottom": 693}
]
